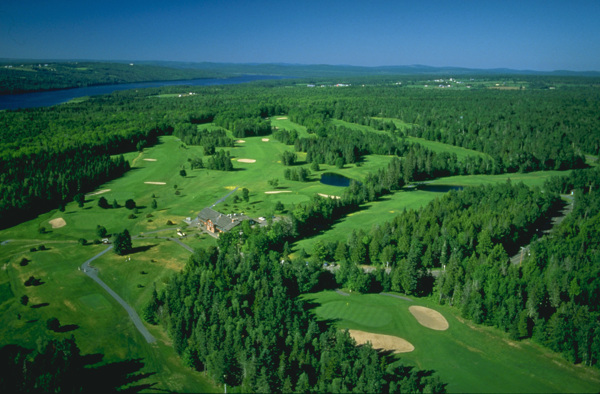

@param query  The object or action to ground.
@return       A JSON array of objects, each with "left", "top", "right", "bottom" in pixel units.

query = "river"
[{"left": 0, "top": 75, "right": 288, "bottom": 111}]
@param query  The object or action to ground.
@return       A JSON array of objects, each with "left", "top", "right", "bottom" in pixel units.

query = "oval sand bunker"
[
  {"left": 49, "top": 218, "right": 66, "bottom": 229},
  {"left": 349, "top": 329, "right": 415, "bottom": 353},
  {"left": 409, "top": 306, "right": 449, "bottom": 331}
]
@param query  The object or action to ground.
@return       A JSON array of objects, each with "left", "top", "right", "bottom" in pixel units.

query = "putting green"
[{"left": 307, "top": 291, "right": 600, "bottom": 393}]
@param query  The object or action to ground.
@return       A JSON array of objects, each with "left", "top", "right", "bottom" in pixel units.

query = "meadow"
[{"left": 306, "top": 291, "right": 600, "bottom": 393}]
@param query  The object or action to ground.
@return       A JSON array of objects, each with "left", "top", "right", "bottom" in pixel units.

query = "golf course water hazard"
[
  {"left": 320, "top": 172, "right": 353, "bottom": 187},
  {"left": 417, "top": 184, "right": 464, "bottom": 192}
]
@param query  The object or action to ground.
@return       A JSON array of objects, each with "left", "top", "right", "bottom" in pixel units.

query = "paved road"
[
  {"left": 81, "top": 245, "right": 156, "bottom": 344},
  {"left": 509, "top": 194, "right": 574, "bottom": 265},
  {"left": 211, "top": 186, "right": 239, "bottom": 207}
]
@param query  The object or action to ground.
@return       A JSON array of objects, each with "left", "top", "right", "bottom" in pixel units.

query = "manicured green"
[{"left": 306, "top": 291, "right": 600, "bottom": 393}]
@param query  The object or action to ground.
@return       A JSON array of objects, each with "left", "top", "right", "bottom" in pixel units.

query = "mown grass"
[
  {"left": 0, "top": 125, "right": 585, "bottom": 392},
  {"left": 0, "top": 240, "right": 217, "bottom": 393},
  {"left": 334, "top": 117, "right": 491, "bottom": 161},
  {"left": 306, "top": 291, "right": 600, "bottom": 393}
]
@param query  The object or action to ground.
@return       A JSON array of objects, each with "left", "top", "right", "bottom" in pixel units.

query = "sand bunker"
[
  {"left": 276, "top": 116, "right": 288, "bottom": 120},
  {"left": 144, "top": 182, "right": 167, "bottom": 185},
  {"left": 409, "top": 306, "right": 449, "bottom": 331},
  {"left": 237, "top": 159, "right": 256, "bottom": 163},
  {"left": 349, "top": 330, "right": 414, "bottom": 353},
  {"left": 49, "top": 218, "right": 66, "bottom": 229},
  {"left": 236, "top": 140, "right": 246, "bottom": 143},
  {"left": 318, "top": 193, "right": 341, "bottom": 199},
  {"left": 85, "top": 189, "right": 111, "bottom": 197},
  {"left": 262, "top": 138, "right": 270, "bottom": 142},
  {"left": 265, "top": 190, "right": 292, "bottom": 194},
  {"left": 143, "top": 158, "right": 157, "bottom": 161}
]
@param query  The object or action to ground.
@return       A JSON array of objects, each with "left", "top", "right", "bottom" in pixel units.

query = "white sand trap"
[
  {"left": 143, "top": 158, "right": 157, "bottom": 161},
  {"left": 144, "top": 182, "right": 167, "bottom": 185},
  {"left": 265, "top": 190, "right": 292, "bottom": 194},
  {"left": 236, "top": 140, "right": 246, "bottom": 143},
  {"left": 85, "top": 189, "right": 111, "bottom": 197},
  {"left": 318, "top": 193, "right": 341, "bottom": 199},
  {"left": 409, "top": 306, "right": 449, "bottom": 331},
  {"left": 262, "top": 138, "right": 270, "bottom": 142},
  {"left": 49, "top": 218, "right": 66, "bottom": 229},
  {"left": 276, "top": 116, "right": 288, "bottom": 120},
  {"left": 349, "top": 330, "right": 414, "bottom": 353},
  {"left": 237, "top": 159, "right": 256, "bottom": 163}
]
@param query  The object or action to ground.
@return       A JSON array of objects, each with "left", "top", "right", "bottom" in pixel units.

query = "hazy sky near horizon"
[{"left": 1, "top": 0, "right": 599, "bottom": 71}]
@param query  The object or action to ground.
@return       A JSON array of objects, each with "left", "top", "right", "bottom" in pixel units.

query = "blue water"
[
  {"left": 320, "top": 172, "right": 353, "bottom": 187},
  {"left": 0, "top": 75, "right": 288, "bottom": 110},
  {"left": 417, "top": 184, "right": 464, "bottom": 192}
]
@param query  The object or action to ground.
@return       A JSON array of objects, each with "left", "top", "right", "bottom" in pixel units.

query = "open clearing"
[
  {"left": 237, "top": 158, "right": 256, "bottom": 163},
  {"left": 409, "top": 305, "right": 449, "bottom": 330},
  {"left": 349, "top": 329, "right": 414, "bottom": 353},
  {"left": 49, "top": 217, "right": 67, "bottom": 229}
]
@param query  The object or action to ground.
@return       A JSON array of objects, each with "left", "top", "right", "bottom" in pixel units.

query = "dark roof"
[{"left": 198, "top": 208, "right": 244, "bottom": 232}]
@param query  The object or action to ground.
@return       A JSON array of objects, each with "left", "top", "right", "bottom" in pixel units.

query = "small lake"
[
  {"left": 0, "top": 75, "right": 288, "bottom": 111},
  {"left": 320, "top": 172, "right": 353, "bottom": 187},
  {"left": 417, "top": 184, "right": 464, "bottom": 192}
]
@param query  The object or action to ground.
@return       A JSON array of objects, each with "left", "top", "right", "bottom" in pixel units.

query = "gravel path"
[{"left": 81, "top": 245, "right": 156, "bottom": 344}]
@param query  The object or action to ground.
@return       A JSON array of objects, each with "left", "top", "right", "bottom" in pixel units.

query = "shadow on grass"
[
  {"left": 0, "top": 345, "right": 157, "bottom": 393},
  {"left": 31, "top": 302, "right": 49, "bottom": 309},
  {"left": 128, "top": 244, "right": 158, "bottom": 255},
  {"left": 56, "top": 324, "right": 79, "bottom": 333}
]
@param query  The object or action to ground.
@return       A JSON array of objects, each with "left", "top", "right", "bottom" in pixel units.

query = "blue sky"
[{"left": 1, "top": 0, "right": 599, "bottom": 71}]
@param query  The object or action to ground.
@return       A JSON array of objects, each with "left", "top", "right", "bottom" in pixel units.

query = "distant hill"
[
  {"left": 1, "top": 58, "right": 598, "bottom": 94},
  {"left": 138, "top": 60, "right": 600, "bottom": 78}
]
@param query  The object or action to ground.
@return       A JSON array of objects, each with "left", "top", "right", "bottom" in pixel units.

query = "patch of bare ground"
[
  {"left": 49, "top": 218, "right": 66, "bottom": 229},
  {"left": 349, "top": 329, "right": 415, "bottom": 353},
  {"left": 409, "top": 306, "right": 449, "bottom": 330},
  {"left": 85, "top": 189, "right": 111, "bottom": 197}
]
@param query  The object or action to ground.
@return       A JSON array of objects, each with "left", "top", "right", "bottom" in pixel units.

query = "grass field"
[
  {"left": 332, "top": 118, "right": 491, "bottom": 161},
  {"left": 0, "top": 240, "right": 216, "bottom": 392},
  {"left": 306, "top": 291, "right": 600, "bottom": 393},
  {"left": 0, "top": 124, "right": 586, "bottom": 392}
]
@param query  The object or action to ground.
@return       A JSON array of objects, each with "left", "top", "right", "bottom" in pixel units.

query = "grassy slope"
[{"left": 307, "top": 291, "right": 600, "bottom": 393}]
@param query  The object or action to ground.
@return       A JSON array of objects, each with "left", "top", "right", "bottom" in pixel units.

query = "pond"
[
  {"left": 417, "top": 184, "right": 464, "bottom": 192},
  {"left": 320, "top": 172, "right": 353, "bottom": 187}
]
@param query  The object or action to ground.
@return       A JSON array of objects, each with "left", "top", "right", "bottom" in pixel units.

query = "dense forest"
[
  {"left": 2, "top": 75, "right": 600, "bottom": 391},
  {"left": 1, "top": 76, "right": 598, "bottom": 229},
  {"left": 304, "top": 168, "right": 600, "bottom": 368},
  {"left": 0, "top": 61, "right": 222, "bottom": 94},
  {"left": 146, "top": 216, "right": 446, "bottom": 393}
]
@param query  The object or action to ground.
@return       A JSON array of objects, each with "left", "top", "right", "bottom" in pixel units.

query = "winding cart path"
[{"left": 81, "top": 245, "right": 157, "bottom": 343}]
